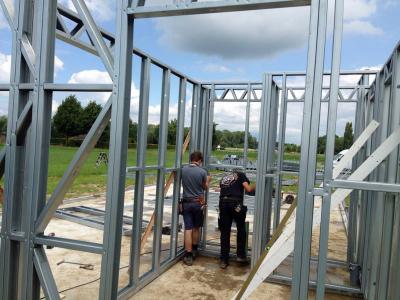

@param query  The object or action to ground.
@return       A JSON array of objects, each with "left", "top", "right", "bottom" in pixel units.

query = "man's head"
[{"left": 190, "top": 151, "right": 203, "bottom": 164}]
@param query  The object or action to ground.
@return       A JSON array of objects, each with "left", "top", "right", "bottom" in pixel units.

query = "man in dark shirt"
[
  {"left": 181, "top": 151, "right": 210, "bottom": 266},
  {"left": 219, "top": 170, "right": 255, "bottom": 269}
]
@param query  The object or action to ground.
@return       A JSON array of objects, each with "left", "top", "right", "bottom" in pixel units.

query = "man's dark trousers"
[{"left": 219, "top": 201, "right": 247, "bottom": 261}]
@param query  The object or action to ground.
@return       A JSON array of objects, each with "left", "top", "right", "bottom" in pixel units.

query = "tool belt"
[
  {"left": 182, "top": 194, "right": 206, "bottom": 205},
  {"left": 182, "top": 197, "right": 201, "bottom": 203},
  {"left": 219, "top": 195, "right": 243, "bottom": 203}
]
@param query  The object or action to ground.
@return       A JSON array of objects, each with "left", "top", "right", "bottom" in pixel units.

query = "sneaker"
[
  {"left": 183, "top": 255, "right": 193, "bottom": 266},
  {"left": 219, "top": 260, "right": 228, "bottom": 269},
  {"left": 236, "top": 256, "right": 249, "bottom": 264}
]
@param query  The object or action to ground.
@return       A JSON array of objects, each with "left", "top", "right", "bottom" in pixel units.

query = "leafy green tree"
[
  {"left": 212, "top": 123, "right": 219, "bottom": 149},
  {"left": 168, "top": 119, "right": 177, "bottom": 145},
  {"left": 129, "top": 120, "right": 138, "bottom": 144},
  {"left": 335, "top": 135, "right": 344, "bottom": 154},
  {"left": 0, "top": 116, "right": 7, "bottom": 134},
  {"left": 343, "top": 122, "right": 353, "bottom": 149},
  {"left": 317, "top": 135, "right": 326, "bottom": 154},
  {"left": 53, "top": 95, "right": 83, "bottom": 139},
  {"left": 80, "top": 101, "right": 110, "bottom": 147},
  {"left": 81, "top": 101, "right": 102, "bottom": 133},
  {"left": 147, "top": 124, "right": 159, "bottom": 144}
]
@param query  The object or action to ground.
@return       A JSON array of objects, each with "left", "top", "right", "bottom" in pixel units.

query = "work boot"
[
  {"left": 219, "top": 259, "right": 228, "bottom": 269},
  {"left": 236, "top": 256, "right": 249, "bottom": 264},
  {"left": 183, "top": 253, "right": 193, "bottom": 266},
  {"left": 192, "top": 248, "right": 198, "bottom": 259},
  {"left": 192, "top": 244, "right": 198, "bottom": 259}
]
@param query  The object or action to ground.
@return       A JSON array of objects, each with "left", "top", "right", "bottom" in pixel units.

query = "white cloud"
[
  {"left": 155, "top": 0, "right": 384, "bottom": 59},
  {"left": 343, "top": 0, "right": 376, "bottom": 21},
  {"left": 156, "top": 7, "right": 310, "bottom": 60},
  {"left": 0, "top": 52, "right": 11, "bottom": 83},
  {"left": 67, "top": 69, "right": 112, "bottom": 104},
  {"left": 342, "top": 0, "right": 383, "bottom": 36},
  {"left": 0, "top": 10, "right": 8, "bottom": 29},
  {"left": 54, "top": 55, "right": 64, "bottom": 76},
  {"left": 384, "top": 0, "right": 399, "bottom": 8},
  {"left": 203, "top": 64, "right": 232, "bottom": 73},
  {"left": 344, "top": 20, "right": 383, "bottom": 36},
  {"left": 1, "top": 51, "right": 65, "bottom": 82},
  {"left": 68, "top": 69, "right": 112, "bottom": 84},
  {"left": 58, "top": 0, "right": 114, "bottom": 22}
]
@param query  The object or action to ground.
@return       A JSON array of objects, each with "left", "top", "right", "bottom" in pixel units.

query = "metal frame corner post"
[
  {"left": 99, "top": 0, "right": 133, "bottom": 299},
  {"left": 315, "top": 0, "right": 344, "bottom": 298},
  {"left": 1, "top": 0, "right": 58, "bottom": 299},
  {"left": 252, "top": 73, "right": 275, "bottom": 265},
  {"left": 274, "top": 74, "right": 288, "bottom": 231},
  {"left": 292, "top": 0, "right": 329, "bottom": 299}
]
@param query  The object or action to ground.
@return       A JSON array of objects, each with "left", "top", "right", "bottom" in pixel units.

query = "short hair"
[{"left": 190, "top": 151, "right": 203, "bottom": 162}]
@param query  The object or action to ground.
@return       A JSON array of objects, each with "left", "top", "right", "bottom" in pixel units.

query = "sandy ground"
[
  {"left": 0, "top": 185, "right": 357, "bottom": 299},
  {"left": 134, "top": 256, "right": 356, "bottom": 300}
]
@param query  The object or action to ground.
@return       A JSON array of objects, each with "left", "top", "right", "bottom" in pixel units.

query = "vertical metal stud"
[
  {"left": 170, "top": 77, "right": 186, "bottom": 257},
  {"left": 243, "top": 83, "right": 251, "bottom": 169},
  {"left": 130, "top": 57, "right": 150, "bottom": 286},
  {"left": 99, "top": 0, "right": 133, "bottom": 298},
  {"left": 200, "top": 84, "right": 214, "bottom": 249},
  {"left": 292, "top": 0, "right": 328, "bottom": 298},
  {"left": 153, "top": 69, "right": 171, "bottom": 270},
  {"left": 316, "top": 0, "right": 343, "bottom": 298},
  {"left": 252, "top": 74, "right": 275, "bottom": 264},
  {"left": 274, "top": 74, "right": 288, "bottom": 231}
]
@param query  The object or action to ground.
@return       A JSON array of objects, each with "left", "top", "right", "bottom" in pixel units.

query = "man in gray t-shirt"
[{"left": 181, "top": 151, "right": 210, "bottom": 266}]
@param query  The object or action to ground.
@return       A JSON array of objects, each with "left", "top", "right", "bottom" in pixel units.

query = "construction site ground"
[{"left": 1, "top": 185, "right": 358, "bottom": 299}]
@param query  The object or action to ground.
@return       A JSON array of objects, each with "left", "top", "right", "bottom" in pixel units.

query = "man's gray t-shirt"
[{"left": 181, "top": 164, "right": 207, "bottom": 199}]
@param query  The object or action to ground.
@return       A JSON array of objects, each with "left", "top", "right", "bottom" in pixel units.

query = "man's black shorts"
[{"left": 182, "top": 202, "right": 204, "bottom": 230}]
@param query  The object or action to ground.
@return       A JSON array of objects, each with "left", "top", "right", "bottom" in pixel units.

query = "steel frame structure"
[{"left": 0, "top": 0, "right": 399, "bottom": 300}]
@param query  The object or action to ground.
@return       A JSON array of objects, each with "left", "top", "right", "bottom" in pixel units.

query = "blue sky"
[{"left": 0, "top": 0, "right": 399, "bottom": 144}]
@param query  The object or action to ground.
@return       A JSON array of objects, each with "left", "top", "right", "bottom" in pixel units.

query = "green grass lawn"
[
  {"left": 1, "top": 145, "right": 324, "bottom": 200},
  {"left": 50, "top": 146, "right": 326, "bottom": 198},
  {"left": 46, "top": 145, "right": 190, "bottom": 198}
]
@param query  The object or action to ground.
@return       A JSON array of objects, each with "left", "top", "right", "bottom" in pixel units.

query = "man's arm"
[
  {"left": 243, "top": 182, "right": 256, "bottom": 193},
  {"left": 202, "top": 175, "right": 211, "bottom": 190}
]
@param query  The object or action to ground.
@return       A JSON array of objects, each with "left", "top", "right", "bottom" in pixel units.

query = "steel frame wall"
[
  {"left": 0, "top": 1, "right": 399, "bottom": 300},
  {"left": 351, "top": 43, "right": 400, "bottom": 300}
]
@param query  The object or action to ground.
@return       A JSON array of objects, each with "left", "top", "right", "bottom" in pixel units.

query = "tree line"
[
  {"left": 212, "top": 124, "right": 258, "bottom": 149},
  {"left": 52, "top": 95, "right": 258, "bottom": 149},
  {"left": 52, "top": 95, "right": 191, "bottom": 147},
  {"left": 317, "top": 122, "right": 353, "bottom": 154},
  {"left": 0, "top": 95, "right": 353, "bottom": 153}
]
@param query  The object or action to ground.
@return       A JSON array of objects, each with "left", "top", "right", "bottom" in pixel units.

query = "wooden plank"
[
  {"left": 140, "top": 131, "right": 191, "bottom": 253},
  {"left": 235, "top": 198, "right": 298, "bottom": 300}
]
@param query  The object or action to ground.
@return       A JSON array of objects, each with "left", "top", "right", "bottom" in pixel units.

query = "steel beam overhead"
[
  {"left": 0, "top": 0, "right": 14, "bottom": 29},
  {"left": 128, "top": 0, "right": 310, "bottom": 18},
  {"left": 43, "top": 83, "right": 113, "bottom": 92},
  {"left": 71, "top": 0, "right": 114, "bottom": 76},
  {"left": 55, "top": 4, "right": 197, "bottom": 83}
]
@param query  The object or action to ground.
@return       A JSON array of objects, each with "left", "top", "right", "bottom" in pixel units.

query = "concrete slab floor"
[
  {"left": 4, "top": 185, "right": 355, "bottom": 299},
  {"left": 134, "top": 256, "right": 358, "bottom": 300}
]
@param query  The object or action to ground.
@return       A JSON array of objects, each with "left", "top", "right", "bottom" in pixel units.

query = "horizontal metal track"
[
  {"left": 128, "top": 0, "right": 310, "bottom": 18},
  {"left": 34, "top": 235, "right": 104, "bottom": 254}
]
